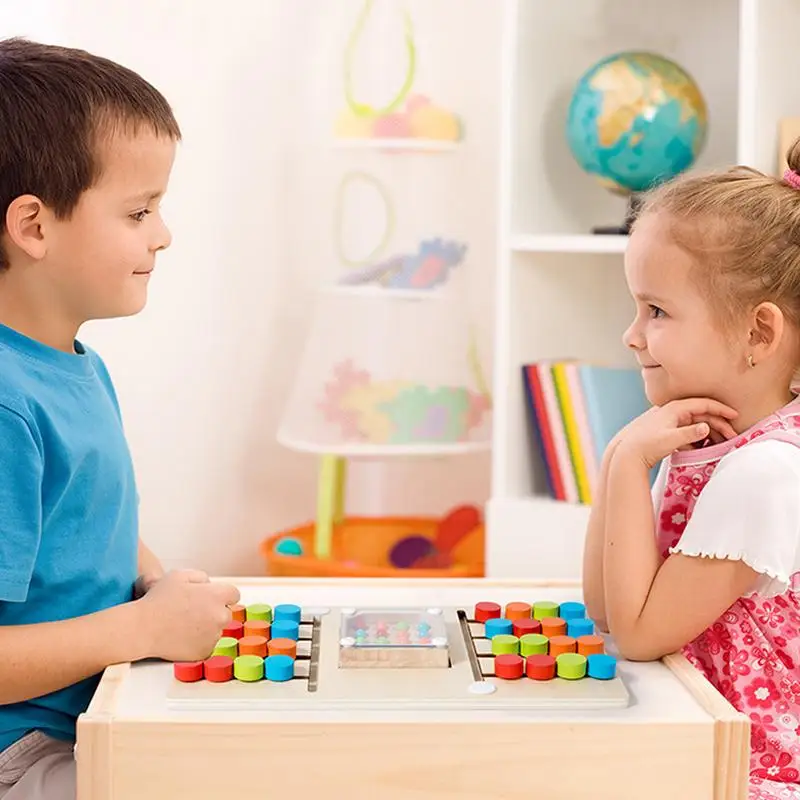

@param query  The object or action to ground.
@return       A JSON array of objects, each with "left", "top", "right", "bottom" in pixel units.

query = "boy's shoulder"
[{"left": 0, "top": 338, "right": 119, "bottom": 422}]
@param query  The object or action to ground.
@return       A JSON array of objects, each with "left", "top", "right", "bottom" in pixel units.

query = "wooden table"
[{"left": 76, "top": 579, "right": 749, "bottom": 799}]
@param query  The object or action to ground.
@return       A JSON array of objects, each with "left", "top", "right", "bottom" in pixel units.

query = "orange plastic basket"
[{"left": 260, "top": 515, "right": 484, "bottom": 578}]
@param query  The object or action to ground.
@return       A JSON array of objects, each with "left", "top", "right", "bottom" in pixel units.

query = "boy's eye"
[
  {"left": 130, "top": 209, "right": 151, "bottom": 223},
  {"left": 648, "top": 304, "right": 665, "bottom": 319}
]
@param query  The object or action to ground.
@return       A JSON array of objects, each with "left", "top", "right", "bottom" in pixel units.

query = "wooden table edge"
[{"left": 663, "top": 652, "right": 749, "bottom": 800}]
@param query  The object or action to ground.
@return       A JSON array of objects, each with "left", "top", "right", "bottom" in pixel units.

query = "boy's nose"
[{"left": 153, "top": 220, "right": 172, "bottom": 252}]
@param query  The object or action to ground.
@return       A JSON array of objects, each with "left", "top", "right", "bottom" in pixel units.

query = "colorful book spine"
[{"left": 521, "top": 360, "right": 650, "bottom": 504}]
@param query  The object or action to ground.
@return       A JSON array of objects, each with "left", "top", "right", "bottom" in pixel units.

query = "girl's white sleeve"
[{"left": 668, "top": 440, "right": 800, "bottom": 596}]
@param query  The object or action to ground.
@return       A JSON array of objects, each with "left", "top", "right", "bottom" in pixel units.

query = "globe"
[{"left": 566, "top": 51, "right": 708, "bottom": 233}]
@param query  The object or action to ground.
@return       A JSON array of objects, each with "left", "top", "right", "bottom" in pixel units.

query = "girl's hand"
[{"left": 614, "top": 398, "right": 739, "bottom": 469}]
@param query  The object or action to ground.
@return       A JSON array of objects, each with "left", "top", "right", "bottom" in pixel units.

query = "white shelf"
[
  {"left": 486, "top": 496, "right": 591, "bottom": 580},
  {"left": 486, "top": 0, "right": 792, "bottom": 578},
  {"left": 277, "top": 434, "right": 490, "bottom": 459},
  {"left": 510, "top": 234, "right": 628, "bottom": 254},
  {"left": 324, "top": 284, "right": 450, "bottom": 302},
  {"left": 332, "top": 138, "right": 460, "bottom": 153}
]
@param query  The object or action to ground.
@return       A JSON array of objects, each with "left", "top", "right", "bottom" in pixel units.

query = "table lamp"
[{"left": 276, "top": 281, "right": 491, "bottom": 562}]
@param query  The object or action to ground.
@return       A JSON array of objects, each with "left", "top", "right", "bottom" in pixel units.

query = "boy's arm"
[
  {"left": 0, "top": 407, "right": 153, "bottom": 704},
  {"left": 0, "top": 571, "right": 240, "bottom": 705},
  {"left": 0, "top": 602, "right": 150, "bottom": 705},
  {"left": 138, "top": 537, "right": 164, "bottom": 580},
  {"left": 134, "top": 537, "right": 168, "bottom": 598}
]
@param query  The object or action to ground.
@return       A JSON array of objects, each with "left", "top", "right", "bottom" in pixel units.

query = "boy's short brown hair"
[{"left": 0, "top": 38, "right": 181, "bottom": 270}]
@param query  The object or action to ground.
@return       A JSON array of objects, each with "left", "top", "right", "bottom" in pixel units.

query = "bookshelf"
[{"left": 486, "top": 0, "right": 800, "bottom": 578}]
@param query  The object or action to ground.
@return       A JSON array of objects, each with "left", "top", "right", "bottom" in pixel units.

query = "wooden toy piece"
[
  {"left": 234, "top": 655, "right": 264, "bottom": 682},
  {"left": 567, "top": 618, "right": 594, "bottom": 638},
  {"left": 520, "top": 633, "right": 549, "bottom": 656},
  {"left": 512, "top": 618, "right": 542, "bottom": 638},
  {"left": 587, "top": 653, "right": 617, "bottom": 680},
  {"left": 265, "top": 655, "right": 294, "bottom": 682},
  {"left": 246, "top": 603, "right": 272, "bottom": 623},
  {"left": 268, "top": 638, "right": 298, "bottom": 659},
  {"left": 222, "top": 621, "right": 244, "bottom": 640},
  {"left": 491, "top": 634, "right": 519, "bottom": 656},
  {"left": 243, "top": 620, "right": 270, "bottom": 639},
  {"left": 549, "top": 635, "right": 577, "bottom": 658},
  {"left": 272, "top": 620, "right": 300, "bottom": 641},
  {"left": 494, "top": 654, "right": 525, "bottom": 680},
  {"left": 203, "top": 655, "right": 233, "bottom": 683},
  {"left": 526, "top": 654, "right": 556, "bottom": 681},
  {"left": 577, "top": 634, "right": 605, "bottom": 656},
  {"left": 228, "top": 604, "right": 246, "bottom": 623},
  {"left": 212, "top": 637, "right": 238, "bottom": 659},
  {"left": 532, "top": 601, "right": 559, "bottom": 620},
  {"left": 474, "top": 601, "right": 501, "bottom": 622},
  {"left": 540, "top": 617, "right": 567, "bottom": 638},
  {"left": 556, "top": 653, "right": 587, "bottom": 680},
  {"left": 558, "top": 601, "right": 586, "bottom": 620},
  {"left": 274, "top": 603, "right": 302, "bottom": 624},
  {"left": 484, "top": 617, "right": 512, "bottom": 638},
  {"left": 173, "top": 661, "right": 204, "bottom": 683},
  {"left": 239, "top": 636, "right": 268, "bottom": 658},
  {"left": 504, "top": 601, "right": 532, "bottom": 620}
]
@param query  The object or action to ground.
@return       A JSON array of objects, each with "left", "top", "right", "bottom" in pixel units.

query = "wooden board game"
[
  {"left": 167, "top": 601, "right": 629, "bottom": 710},
  {"left": 77, "top": 579, "right": 750, "bottom": 800}
]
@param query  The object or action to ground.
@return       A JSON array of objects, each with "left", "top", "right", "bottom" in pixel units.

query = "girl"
[{"left": 583, "top": 138, "right": 800, "bottom": 800}]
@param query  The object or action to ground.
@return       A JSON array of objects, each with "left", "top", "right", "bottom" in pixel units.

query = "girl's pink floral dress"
[{"left": 654, "top": 398, "right": 800, "bottom": 800}]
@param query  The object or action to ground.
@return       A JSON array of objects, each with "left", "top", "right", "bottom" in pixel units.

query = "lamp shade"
[{"left": 277, "top": 285, "right": 491, "bottom": 456}]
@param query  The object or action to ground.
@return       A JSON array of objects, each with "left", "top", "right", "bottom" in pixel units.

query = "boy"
[{"left": 0, "top": 38, "right": 239, "bottom": 799}]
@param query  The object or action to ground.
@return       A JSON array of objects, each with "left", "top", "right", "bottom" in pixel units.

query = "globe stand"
[{"left": 592, "top": 193, "right": 643, "bottom": 236}]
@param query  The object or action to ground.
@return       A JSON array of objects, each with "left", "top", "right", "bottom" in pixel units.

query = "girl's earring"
[{"left": 747, "top": 354, "right": 756, "bottom": 368}]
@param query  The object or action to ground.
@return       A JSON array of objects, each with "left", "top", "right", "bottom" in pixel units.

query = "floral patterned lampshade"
[{"left": 277, "top": 285, "right": 491, "bottom": 457}]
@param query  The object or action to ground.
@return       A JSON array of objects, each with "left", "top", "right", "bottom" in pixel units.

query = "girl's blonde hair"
[{"left": 634, "top": 137, "right": 800, "bottom": 334}]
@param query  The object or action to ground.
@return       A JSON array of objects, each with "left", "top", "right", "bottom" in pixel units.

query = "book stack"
[{"left": 522, "top": 361, "right": 651, "bottom": 504}]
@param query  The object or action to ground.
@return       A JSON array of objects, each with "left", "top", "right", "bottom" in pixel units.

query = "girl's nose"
[{"left": 622, "top": 318, "right": 644, "bottom": 351}]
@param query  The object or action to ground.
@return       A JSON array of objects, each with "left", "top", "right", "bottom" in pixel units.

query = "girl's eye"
[
  {"left": 648, "top": 304, "right": 665, "bottom": 319},
  {"left": 130, "top": 209, "right": 151, "bottom": 223}
]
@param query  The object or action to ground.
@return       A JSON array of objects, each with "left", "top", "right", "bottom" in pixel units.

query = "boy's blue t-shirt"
[{"left": 0, "top": 323, "right": 138, "bottom": 752}]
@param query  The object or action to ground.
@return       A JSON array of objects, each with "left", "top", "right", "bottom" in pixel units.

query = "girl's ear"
[{"left": 748, "top": 302, "right": 785, "bottom": 362}]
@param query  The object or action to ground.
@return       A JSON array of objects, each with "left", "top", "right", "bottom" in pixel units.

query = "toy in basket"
[{"left": 333, "top": 0, "right": 463, "bottom": 148}]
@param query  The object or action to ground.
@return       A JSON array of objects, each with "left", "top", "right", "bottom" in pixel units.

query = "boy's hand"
[
  {"left": 133, "top": 568, "right": 209, "bottom": 599},
  {"left": 614, "top": 398, "right": 739, "bottom": 469},
  {"left": 134, "top": 570, "right": 240, "bottom": 662},
  {"left": 133, "top": 570, "right": 170, "bottom": 600}
]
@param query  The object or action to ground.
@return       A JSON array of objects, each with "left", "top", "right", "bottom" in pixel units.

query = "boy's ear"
[{"left": 4, "top": 195, "right": 48, "bottom": 261}]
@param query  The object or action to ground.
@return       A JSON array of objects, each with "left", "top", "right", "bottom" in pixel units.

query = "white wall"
[{"left": 2, "top": 0, "right": 500, "bottom": 575}]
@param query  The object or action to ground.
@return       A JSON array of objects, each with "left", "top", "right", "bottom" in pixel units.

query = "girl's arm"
[
  {"left": 582, "top": 448, "right": 616, "bottom": 632},
  {"left": 604, "top": 448, "right": 760, "bottom": 661}
]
